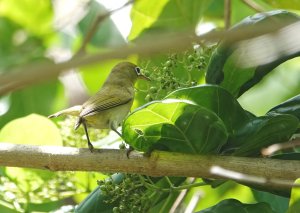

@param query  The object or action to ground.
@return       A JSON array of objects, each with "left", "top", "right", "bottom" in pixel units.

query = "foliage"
[{"left": 0, "top": 0, "right": 300, "bottom": 212}]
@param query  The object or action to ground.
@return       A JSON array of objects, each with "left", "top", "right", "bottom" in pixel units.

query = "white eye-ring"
[{"left": 135, "top": 67, "right": 141, "bottom": 75}]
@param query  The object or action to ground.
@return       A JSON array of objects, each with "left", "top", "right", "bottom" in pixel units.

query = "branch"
[
  {"left": 262, "top": 139, "right": 300, "bottom": 156},
  {"left": 224, "top": 0, "right": 231, "bottom": 29},
  {"left": 0, "top": 22, "right": 292, "bottom": 95},
  {"left": 75, "top": 0, "right": 135, "bottom": 56},
  {"left": 0, "top": 143, "right": 300, "bottom": 189}
]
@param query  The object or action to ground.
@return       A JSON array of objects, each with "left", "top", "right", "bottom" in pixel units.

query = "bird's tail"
[{"left": 48, "top": 105, "right": 82, "bottom": 118}]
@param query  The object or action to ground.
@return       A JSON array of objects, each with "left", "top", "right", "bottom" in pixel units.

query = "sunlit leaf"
[
  {"left": 0, "top": 114, "right": 62, "bottom": 146},
  {"left": 262, "top": 0, "right": 300, "bottom": 10},
  {"left": 0, "top": 0, "right": 53, "bottom": 36},
  {"left": 123, "top": 99, "right": 228, "bottom": 153},
  {"left": 288, "top": 179, "right": 300, "bottom": 213},
  {"left": 129, "top": 0, "right": 211, "bottom": 40}
]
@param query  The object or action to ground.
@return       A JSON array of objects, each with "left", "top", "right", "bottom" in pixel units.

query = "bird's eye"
[{"left": 135, "top": 67, "right": 141, "bottom": 75}]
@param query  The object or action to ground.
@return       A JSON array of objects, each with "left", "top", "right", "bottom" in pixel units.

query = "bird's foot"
[
  {"left": 88, "top": 142, "right": 94, "bottom": 153},
  {"left": 126, "top": 146, "right": 134, "bottom": 158}
]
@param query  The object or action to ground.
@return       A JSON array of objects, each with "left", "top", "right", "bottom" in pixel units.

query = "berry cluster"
[
  {"left": 140, "top": 44, "right": 215, "bottom": 102},
  {"left": 98, "top": 174, "right": 151, "bottom": 213}
]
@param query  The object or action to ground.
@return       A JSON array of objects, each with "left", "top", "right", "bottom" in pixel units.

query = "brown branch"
[
  {"left": 0, "top": 143, "right": 300, "bottom": 190},
  {"left": 224, "top": 0, "right": 231, "bottom": 29},
  {"left": 241, "top": 0, "right": 265, "bottom": 12}
]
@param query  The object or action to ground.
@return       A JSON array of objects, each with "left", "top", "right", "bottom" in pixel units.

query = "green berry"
[
  {"left": 119, "top": 143, "right": 126, "bottom": 149},
  {"left": 112, "top": 207, "right": 119, "bottom": 213},
  {"left": 100, "top": 185, "right": 107, "bottom": 191},
  {"left": 145, "top": 94, "right": 152, "bottom": 102},
  {"left": 149, "top": 86, "right": 157, "bottom": 94},
  {"left": 188, "top": 55, "right": 194, "bottom": 62},
  {"left": 165, "top": 60, "right": 172, "bottom": 67}
]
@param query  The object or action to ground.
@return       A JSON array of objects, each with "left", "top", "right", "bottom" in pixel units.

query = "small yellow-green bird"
[{"left": 49, "top": 62, "right": 149, "bottom": 152}]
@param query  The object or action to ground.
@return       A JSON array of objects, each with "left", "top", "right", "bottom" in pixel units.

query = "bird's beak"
[{"left": 138, "top": 74, "right": 151, "bottom": 81}]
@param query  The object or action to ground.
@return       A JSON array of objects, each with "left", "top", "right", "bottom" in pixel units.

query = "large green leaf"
[
  {"left": 165, "top": 85, "right": 251, "bottom": 135},
  {"left": 198, "top": 199, "right": 276, "bottom": 213},
  {"left": 0, "top": 114, "right": 62, "bottom": 185},
  {"left": 0, "top": 114, "right": 62, "bottom": 146},
  {"left": 123, "top": 99, "right": 228, "bottom": 154},
  {"left": 206, "top": 10, "right": 300, "bottom": 97},
  {"left": 267, "top": 94, "right": 300, "bottom": 120},
  {"left": 223, "top": 113, "right": 299, "bottom": 156},
  {"left": 129, "top": 0, "right": 211, "bottom": 40}
]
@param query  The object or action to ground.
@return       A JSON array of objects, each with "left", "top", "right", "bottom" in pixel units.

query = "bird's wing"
[{"left": 80, "top": 95, "right": 132, "bottom": 117}]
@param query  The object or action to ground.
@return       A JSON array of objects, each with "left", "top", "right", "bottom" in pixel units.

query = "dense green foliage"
[{"left": 0, "top": 0, "right": 300, "bottom": 212}]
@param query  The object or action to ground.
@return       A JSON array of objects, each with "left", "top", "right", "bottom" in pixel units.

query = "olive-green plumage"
[{"left": 49, "top": 62, "right": 149, "bottom": 152}]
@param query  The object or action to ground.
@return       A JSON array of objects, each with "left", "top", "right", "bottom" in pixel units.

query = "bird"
[{"left": 48, "top": 61, "right": 150, "bottom": 152}]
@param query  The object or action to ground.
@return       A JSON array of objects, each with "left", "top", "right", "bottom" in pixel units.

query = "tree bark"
[{"left": 0, "top": 143, "right": 299, "bottom": 189}]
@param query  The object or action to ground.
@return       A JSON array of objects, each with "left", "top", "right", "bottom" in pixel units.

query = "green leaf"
[
  {"left": 206, "top": 10, "right": 300, "bottom": 97},
  {"left": 129, "top": 0, "right": 211, "bottom": 40},
  {"left": 198, "top": 199, "right": 276, "bottom": 213},
  {"left": 123, "top": 99, "right": 228, "bottom": 154},
  {"left": 251, "top": 189, "right": 289, "bottom": 213},
  {"left": 165, "top": 85, "right": 250, "bottom": 136},
  {"left": 261, "top": 0, "right": 300, "bottom": 10},
  {"left": 0, "top": 17, "right": 49, "bottom": 74},
  {"left": 267, "top": 94, "right": 300, "bottom": 120},
  {"left": 0, "top": 81, "right": 61, "bottom": 128},
  {"left": 0, "top": 0, "right": 53, "bottom": 37},
  {"left": 271, "top": 153, "right": 300, "bottom": 160},
  {"left": 288, "top": 179, "right": 300, "bottom": 213},
  {"left": 223, "top": 113, "right": 299, "bottom": 156},
  {"left": 78, "top": 0, "right": 125, "bottom": 48},
  {"left": 0, "top": 114, "right": 62, "bottom": 185},
  {"left": 0, "top": 114, "right": 62, "bottom": 146}
]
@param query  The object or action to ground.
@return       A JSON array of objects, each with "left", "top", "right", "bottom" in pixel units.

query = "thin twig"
[
  {"left": 224, "top": 0, "right": 231, "bottom": 29},
  {"left": 75, "top": 0, "right": 135, "bottom": 57},
  {"left": 262, "top": 139, "right": 300, "bottom": 156},
  {"left": 241, "top": 0, "right": 265, "bottom": 12},
  {"left": 210, "top": 166, "right": 300, "bottom": 188}
]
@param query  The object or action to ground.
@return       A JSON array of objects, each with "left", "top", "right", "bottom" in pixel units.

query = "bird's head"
[{"left": 109, "top": 62, "right": 150, "bottom": 85}]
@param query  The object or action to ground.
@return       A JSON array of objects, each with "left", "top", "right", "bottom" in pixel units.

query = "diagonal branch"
[
  {"left": 0, "top": 21, "right": 293, "bottom": 96},
  {"left": 0, "top": 143, "right": 300, "bottom": 190},
  {"left": 75, "top": 0, "right": 135, "bottom": 57}
]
